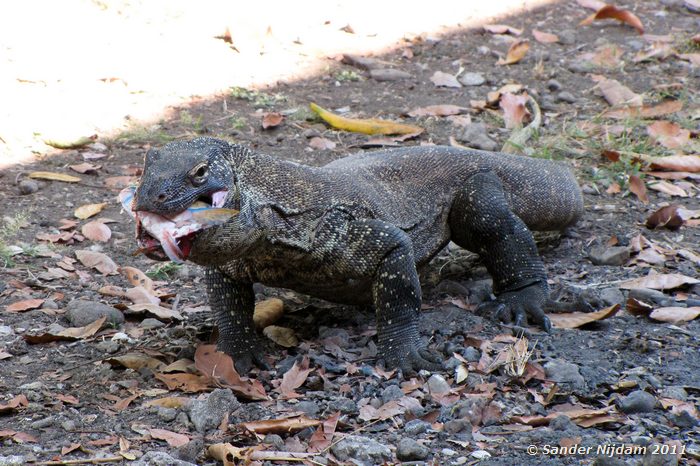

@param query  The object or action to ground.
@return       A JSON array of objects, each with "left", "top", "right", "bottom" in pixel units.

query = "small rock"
[
  {"left": 461, "top": 346, "right": 481, "bottom": 362},
  {"left": 544, "top": 359, "right": 586, "bottom": 390},
  {"left": 18, "top": 179, "right": 39, "bottom": 195},
  {"left": 659, "top": 386, "right": 688, "bottom": 401},
  {"left": 640, "top": 444, "right": 679, "bottom": 466},
  {"left": 442, "top": 448, "right": 458, "bottom": 456},
  {"left": 31, "top": 416, "right": 55, "bottom": 429},
  {"left": 628, "top": 288, "right": 675, "bottom": 307},
  {"left": 0, "top": 456, "right": 26, "bottom": 466},
  {"left": 403, "top": 419, "right": 430, "bottom": 436},
  {"left": 41, "top": 299, "right": 58, "bottom": 310},
  {"left": 599, "top": 287, "right": 624, "bottom": 306},
  {"left": 263, "top": 434, "right": 285, "bottom": 450},
  {"left": 20, "top": 381, "right": 43, "bottom": 391},
  {"left": 131, "top": 451, "right": 197, "bottom": 466},
  {"left": 459, "top": 72, "right": 486, "bottom": 86},
  {"left": 95, "top": 340, "right": 121, "bottom": 354},
  {"left": 66, "top": 300, "right": 124, "bottom": 327},
  {"left": 471, "top": 450, "right": 492, "bottom": 459},
  {"left": 188, "top": 388, "right": 240, "bottom": 433},
  {"left": 330, "top": 435, "right": 392, "bottom": 463},
  {"left": 175, "top": 438, "right": 204, "bottom": 464},
  {"left": 156, "top": 406, "right": 178, "bottom": 422},
  {"left": 381, "top": 385, "right": 404, "bottom": 404},
  {"left": 61, "top": 420, "right": 77, "bottom": 431},
  {"left": 549, "top": 414, "right": 576, "bottom": 432},
  {"left": 0, "top": 325, "right": 13, "bottom": 336},
  {"left": 546, "top": 79, "right": 562, "bottom": 92},
  {"left": 558, "top": 29, "right": 576, "bottom": 45},
  {"left": 427, "top": 374, "right": 451, "bottom": 395},
  {"left": 618, "top": 390, "right": 656, "bottom": 414},
  {"left": 328, "top": 397, "right": 357, "bottom": 414},
  {"left": 141, "top": 318, "right": 165, "bottom": 329},
  {"left": 295, "top": 401, "right": 320, "bottom": 416},
  {"left": 670, "top": 409, "right": 698, "bottom": 428},
  {"left": 593, "top": 457, "right": 628, "bottom": 466},
  {"left": 457, "top": 123, "right": 498, "bottom": 151},
  {"left": 396, "top": 437, "right": 430, "bottom": 461},
  {"left": 557, "top": 91, "right": 577, "bottom": 103},
  {"left": 589, "top": 246, "right": 630, "bottom": 266},
  {"left": 626, "top": 39, "right": 645, "bottom": 51},
  {"left": 369, "top": 69, "right": 412, "bottom": 81},
  {"left": 444, "top": 419, "right": 471, "bottom": 434},
  {"left": 582, "top": 184, "right": 599, "bottom": 195}
]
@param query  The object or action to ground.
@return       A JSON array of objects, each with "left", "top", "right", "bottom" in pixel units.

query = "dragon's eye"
[{"left": 189, "top": 164, "right": 209, "bottom": 186}]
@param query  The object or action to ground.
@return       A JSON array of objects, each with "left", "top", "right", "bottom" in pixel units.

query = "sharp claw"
[
  {"left": 493, "top": 303, "right": 509, "bottom": 322},
  {"left": 542, "top": 315, "right": 552, "bottom": 333},
  {"left": 513, "top": 308, "right": 527, "bottom": 327}
]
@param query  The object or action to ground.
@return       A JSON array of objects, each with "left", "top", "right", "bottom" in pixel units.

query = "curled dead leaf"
[
  {"left": 81, "top": 220, "right": 111, "bottom": 242},
  {"left": 310, "top": 103, "right": 423, "bottom": 136},
  {"left": 43, "top": 135, "right": 97, "bottom": 149},
  {"left": 549, "top": 304, "right": 620, "bottom": 329},
  {"left": 24, "top": 316, "right": 107, "bottom": 344},
  {"left": 649, "top": 307, "right": 700, "bottom": 323},
  {"left": 532, "top": 30, "right": 559, "bottom": 44},
  {"left": 646, "top": 121, "right": 690, "bottom": 149},
  {"left": 647, "top": 180, "right": 687, "bottom": 197},
  {"left": 497, "top": 40, "right": 530, "bottom": 65},
  {"left": 619, "top": 273, "right": 699, "bottom": 290},
  {"left": 646, "top": 205, "right": 684, "bottom": 230},
  {"left": 430, "top": 71, "right": 462, "bottom": 88},
  {"left": 263, "top": 325, "right": 298, "bottom": 347},
  {"left": 500, "top": 93, "right": 531, "bottom": 129},
  {"left": 628, "top": 175, "right": 648, "bottom": 204},
  {"left": 483, "top": 24, "right": 522, "bottom": 35},
  {"left": 75, "top": 203, "right": 107, "bottom": 219},
  {"left": 647, "top": 155, "right": 700, "bottom": 173},
  {"left": 29, "top": 171, "right": 81, "bottom": 183},
  {"left": 75, "top": 250, "right": 118, "bottom": 275},
  {"left": 253, "top": 298, "right": 284, "bottom": 329},
  {"left": 595, "top": 77, "right": 643, "bottom": 107},
  {"left": 603, "top": 99, "right": 682, "bottom": 119},
  {"left": 240, "top": 416, "right": 320, "bottom": 435},
  {"left": 579, "top": 4, "right": 644, "bottom": 34},
  {"left": 407, "top": 104, "right": 469, "bottom": 117},
  {"left": 6, "top": 298, "right": 45, "bottom": 312},
  {"left": 106, "top": 353, "right": 165, "bottom": 371},
  {"left": 261, "top": 112, "right": 284, "bottom": 129}
]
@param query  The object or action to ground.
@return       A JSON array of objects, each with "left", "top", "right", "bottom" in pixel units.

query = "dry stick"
[
  {"left": 321, "top": 417, "right": 385, "bottom": 454},
  {"left": 30, "top": 456, "right": 124, "bottom": 465}
]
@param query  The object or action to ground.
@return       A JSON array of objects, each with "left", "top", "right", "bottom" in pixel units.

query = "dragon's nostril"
[{"left": 157, "top": 194, "right": 167, "bottom": 202}]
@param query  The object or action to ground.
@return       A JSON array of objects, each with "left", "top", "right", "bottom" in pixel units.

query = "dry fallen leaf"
[
  {"left": 407, "top": 104, "right": 469, "bottom": 117},
  {"left": 277, "top": 356, "right": 312, "bottom": 399},
  {"left": 483, "top": 24, "right": 522, "bottom": 35},
  {"left": 149, "top": 428, "right": 190, "bottom": 448},
  {"left": 310, "top": 103, "right": 423, "bottom": 136},
  {"left": 75, "top": 203, "right": 107, "bottom": 220},
  {"left": 75, "top": 250, "right": 118, "bottom": 275},
  {"left": 194, "top": 345, "right": 268, "bottom": 400},
  {"left": 106, "top": 353, "right": 165, "bottom": 371},
  {"left": 119, "top": 266, "right": 155, "bottom": 291},
  {"left": 6, "top": 298, "right": 45, "bottom": 312},
  {"left": 646, "top": 121, "right": 690, "bottom": 149},
  {"left": 81, "top": 220, "right": 111, "bottom": 242},
  {"left": 261, "top": 112, "right": 284, "bottom": 129},
  {"left": 154, "top": 372, "right": 211, "bottom": 393},
  {"left": 679, "top": 53, "right": 700, "bottom": 67},
  {"left": 0, "top": 395, "right": 29, "bottom": 413},
  {"left": 144, "top": 397, "right": 191, "bottom": 409},
  {"left": 649, "top": 307, "right": 700, "bottom": 323},
  {"left": 500, "top": 93, "right": 531, "bottom": 129},
  {"left": 647, "top": 180, "right": 688, "bottom": 197},
  {"left": 628, "top": 175, "right": 648, "bottom": 204},
  {"left": 549, "top": 304, "right": 620, "bottom": 329},
  {"left": 647, "top": 155, "right": 700, "bottom": 173},
  {"left": 594, "top": 77, "right": 643, "bottom": 107},
  {"left": 24, "top": 316, "right": 106, "bottom": 344},
  {"left": 578, "top": 44, "right": 624, "bottom": 68},
  {"left": 127, "top": 304, "right": 183, "bottom": 320},
  {"left": 579, "top": 4, "right": 644, "bottom": 34},
  {"left": 619, "top": 273, "right": 699, "bottom": 290},
  {"left": 43, "top": 135, "right": 97, "bottom": 149},
  {"left": 69, "top": 162, "right": 101, "bottom": 174},
  {"left": 253, "top": 298, "right": 284, "bottom": 329},
  {"left": 308, "top": 137, "right": 336, "bottom": 150},
  {"left": 602, "top": 100, "right": 682, "bottom": 119},
  {"left": 239, "top": 416, "right": 320, "bottom": 435},
  {"left": 646, "top": 205, "right": 685, "bottom": 230},
  {"left": 430, "top": 71, "right": 462, "bottom": 88},
  {"left": 532, "top": 30, "right": 559, "bottom": 43},
  {"left": 263, "top": 325, "right": 298, "bottom": 347},
  {"left": 29, "top": 171, "right": 81, "bottom": 183},
  {"left": 309, "top": 412, "right": 340, "bottom": 452},
  {"left": 104, "top": 176, "right": 136, "bottom": 188},
  {"left": 497, "top": 40, "right": 530, "bottom": 65}
]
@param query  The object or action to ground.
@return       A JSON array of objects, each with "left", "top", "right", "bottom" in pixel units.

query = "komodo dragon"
[{"left": 132, "top": 137, "right": 583, "bottom": 373}]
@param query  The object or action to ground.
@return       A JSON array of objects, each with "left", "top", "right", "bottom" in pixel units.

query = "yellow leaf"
[
  {"left": 310, "top": 102, "right": 423, "bottom": 136},
  {"left": 263, "top": 325, "right": 298, "bottom": 347},
  {"left": 43, "top": 135, "right": 97, "bottom": 149},
  {"left": 74, "top": 203, "right": 107, "bottom": 219},
  {"left": 29, "top": 171, "right": 81, "bottom": 183},
  {"left": 253, "top": 298, "right": 284, "bottom": 329},
  {"left": 497, "top": 40, "right": 530, "bottom": 65},
  {"left": 549, "top": 304, "right": 620, "bottom": 329}
]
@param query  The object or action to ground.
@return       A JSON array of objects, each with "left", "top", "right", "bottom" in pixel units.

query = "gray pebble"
[
  {"left": 599, "top": 287, "right": 624, "bottom": 306},
  {"left": 544, "top": 359, "right": 586, "bottom": 391},
  {"left": 31, "top": 416, "right": 56, "bottom": 429},
  {"left": 659, "top": 386, "right": 688, "bottom": 401},
  {"left": 461, "top": 346, "right": 481, "bottom": 362},
  {"left": 263, "top": 434, "right": 285, "bottom": 450},
  {"left": 95, "top": 340, "right": 121, "bottom": 354},
  {"left": 295, "top": 400, "right": 320, "bottom": 416},
  {"left": 558, "top": 29, "right": 576, "bottom": 45},
  {"left": 396, "top": 437, "right": 430, "bottom": 461},
  {"left": 546, "top": 79, "right": 562, "bottom": 92},
  {"left": 131, "top": 451, "right": 197, "bottom": 466},
  {"left": 187, "top": 388, "right": 240, "bottom": 433},
  {"left": 549, "top": 414, "right": 576, "bottom": 431},
  {"left": 557, "top": 91, "right": 577, "bottom": 103},
  {"left": 589, "top": 246, "right": 630, "bottom": 266},
  {"left": 618, "top": 390, "right": 656, "bottom": 414},
  {"left": 427, "top": 374, "right": 450, "bottom": 395},
  {"left": 328, "top": 397, "right": 357, "bottom": 414},
  {"left": 330, "top": 435, "right": 392, "bottom": 463},
  {"left": 403, "top": 419, "right": 431, "bottom": 436},
  {"left": 457, "top": 123, "right": 498, "bottom": 151},
  {"left": 141, "top": 318, "right": 165, "bottom": 329},
  {"left": 175, "top": 438, "right": 204, "bottom": 463},
  {"left": 66, "top": 299, "right": 124, "bottom": 327},
  {"left": 41, "top": 299, "right": 58, "bottom": 309},
  {"left": 640, "top": 444, "right": 679, "bottom": 466},
  {"left": 369, "top": 69, "right": 412, "bottom": 81},
  {"left": 0, "top": 456, "right": 27, "bottom": 466},
  {"left": 18, "top": 179, "right": 39, "bottom": 195},
  {"left": 593, "top": 457, "right": 628, "bottom": 466},
  {"left": 459, "top": 72, "right": 486, "bottom": 86},
  {"left": 156, "top": 406, "right": 178, "bottom": 422},
  {"left": 61, "top": 420, "right": 77, "bottom": 431},
  {"left": 381, "top": 384, "right": 404, "bottom": 404}
]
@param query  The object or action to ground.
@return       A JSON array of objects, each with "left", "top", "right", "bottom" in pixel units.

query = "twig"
[{"left": 30, "top": 456, "right": 124, "bottom": 465}]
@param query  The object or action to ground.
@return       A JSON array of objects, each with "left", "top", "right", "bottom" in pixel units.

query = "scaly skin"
[{"left": 133, "top": 137, "right": 583, "bottom": 374}]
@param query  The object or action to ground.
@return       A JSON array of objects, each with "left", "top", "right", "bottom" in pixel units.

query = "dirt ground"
[{"left": 1, "top": 1, "right": 699, "bottom": 465}]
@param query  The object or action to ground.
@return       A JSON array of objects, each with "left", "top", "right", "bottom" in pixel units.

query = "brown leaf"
[
  {"left": 628, "top": 175, "right": 648, "bottom": 204},
  {"left": 263, "top": 325, "right": 298, "bottom": 347},
  {"left": 646, "top": 121, "right": 690, "bottom": 149},
  {"left": 28, "top": 171, "right": 81, "bottom": 183},
  {"left": 24, "top": 316, "right": 106, "bottom": 344},
  {"left": 144, "top": 397, "right": 191, "bottom": 409},
  {"left": 594, "top": 77, "right": 643, "bottom": 107},
  {"left": 578, "top": 44, "right": 624, "bottom": 68},
  {"left": 149, "top": 428, "right": 190, "bottom": 447},
  {"left": 104, "top": 176, "right": 136, "bottom": 188},
  {"left": 606, "top": 182, "right": 621, "bottom": 194},
  {"left": 69, "top": 162, "right": 101, "bottom": 174},
  {"left": 6, "top": 298, "right": 45, "bottom": 312},
  {"left": 74, "top": 203, "right": 107, "bottom": 219},
  {"left": 603, "top": 100, "right": 682, "bottom": 119},
  {"left": 261, "top": 112, "right": 284, "bottom": 129},
  {"left": 239, "top": 416, "right": 320, "bottom": 435},
  {"left": 430, "top": 71, "right": 462, "bottom": 88},
  {"left": 119, "top": 266, "right": 155, "bottom": 291},
  {"left": 277, "top": 356, "right": 312, "bottom": 399},
  {"left": 649, "top": 307, "right": 700, "bottom": 323},
  {"left": 549, "top": 304, "right": 620, "bottom": 329},
  {"left": 532, "top": 30, "right": 559, "bottom": 43},
  {"left": 127, "top": 303, "right": 182, "bottom": 320},
  {"left": 579, "top": 5, "right": 644, "bottom": 34},
  {"left": 483, "top": 24, "right": 522, "bottom": 35},
  {"left": 633, "top": 42, "right": 676, "bottom": 63},
  {"left": 407, "top": 105, "right": 468, "bottom": 117},
  {"left": 106, "top": 353, "right": 165, "bottom": 371},
  {"left": 497, "top": 40, "right": 530, "bottom": 65},
  {"left": 81, "top": 220, "right": 111, "bottom": 242},
  {"left": 75, "top": 250, "right": 118, "bottom": 275},
  {"left": 0, "top": 394, "right": 29, "bottom": 413},
  {"left": 154, "top": 372, "right": 211, "bottom": 393},
  {"left": 679, "top": 53, "right": 700, "bottom": 67},
  {"left": 253, "top": 298, "right": 284, "bottom": 329},
  {"left": 308, "top": 412, "right": 340, "bottom": 452},
  {"left": 648, "top": 180, "right": 687, "bottom": 197},
  {"left": 194, "top": 345, "right": 268, "bottom": 400},
  {"left": 647, "top": 155, "right": 700, "bottom": 173},
  {"left": 646, "top": 205, "right": 684, "bottom": 230},
  {"left": 619, "top": 273, "right": 699, "bottom": 290},
  {"left": 308, "top": 137, "right": 336, "bottom": 150},
  {"left": 500, "top": 93, "right": 530, "bottom": 129}
]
